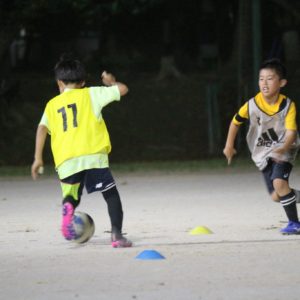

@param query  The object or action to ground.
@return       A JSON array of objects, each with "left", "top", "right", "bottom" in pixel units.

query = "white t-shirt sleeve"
[
  {"left": 89, "top": 86, "right": 121, "bottom": 119},
  {"left": 39, "top": 112, "right": 49, "bottom": 129}
]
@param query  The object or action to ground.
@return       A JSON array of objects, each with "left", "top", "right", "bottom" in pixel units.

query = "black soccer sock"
[
  {"left": 280, "top": 191, "right": 299, "bottom": 222},
  {"left": 102, "top": 186, "right": 123, "bottom": 233}
]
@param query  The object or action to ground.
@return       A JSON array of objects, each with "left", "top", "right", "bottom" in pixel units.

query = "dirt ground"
[{"left": 1, "top": 167, "right": 300, "bottom": 300}]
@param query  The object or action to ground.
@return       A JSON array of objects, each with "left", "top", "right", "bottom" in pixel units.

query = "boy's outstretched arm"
[
  {"left": 31, "top": 125, "right": 48, "bottom": 180},
  {"left": 101, "top": 71, "right": 129, "bottom": 96},
  {"left": 223, "top": 121, "right": 239, "bottom": 165}
]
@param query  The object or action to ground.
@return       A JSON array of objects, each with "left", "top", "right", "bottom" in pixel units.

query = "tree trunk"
[{"left": 0, "top": 29, "right": 16, "bottom": 75}]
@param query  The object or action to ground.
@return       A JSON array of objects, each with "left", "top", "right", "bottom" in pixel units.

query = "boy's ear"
[
  {"left": 81, "top": 81, "right": 85, "bottom": 87},
  {"left": 280, "top": 79, "right": 287, "bottom": 88},
  {"left": 57, "top": 80, "right": 65, "bottom": 93}
]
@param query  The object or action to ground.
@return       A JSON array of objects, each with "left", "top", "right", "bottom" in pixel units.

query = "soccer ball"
[{"left": 72, "top": 211, "right": 95, "bottom": 244}]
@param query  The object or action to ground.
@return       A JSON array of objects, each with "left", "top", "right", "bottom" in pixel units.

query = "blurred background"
[{"left": 0, "top": 0, "right": 299, "bottom": 166}]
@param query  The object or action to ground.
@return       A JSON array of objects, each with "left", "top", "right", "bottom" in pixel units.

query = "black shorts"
[
  {"left": 60, "top": 168, "right": 116, "bottom": 201},
  {"left": 262, "top": 159, "right": 293, "bottom": 194}
]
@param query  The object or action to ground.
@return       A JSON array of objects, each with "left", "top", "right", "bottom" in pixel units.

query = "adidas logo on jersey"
[
  {"left": 256, "top": 137, "right": 273, "bottom": 147},
  {"left": 256, "top": 128, "right": 279, "bottom": 147}
]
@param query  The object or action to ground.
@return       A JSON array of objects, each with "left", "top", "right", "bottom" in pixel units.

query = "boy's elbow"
[
  {"left": 38, "top": 124, "right": 48, "bottom": 132},
  {"left": 119, "top": 84, "right": 129, "bottom": 96}
]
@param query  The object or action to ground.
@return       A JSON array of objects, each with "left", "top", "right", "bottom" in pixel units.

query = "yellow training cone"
[{"left": 189, "top": 226, "right": 213, "bottom": 235}]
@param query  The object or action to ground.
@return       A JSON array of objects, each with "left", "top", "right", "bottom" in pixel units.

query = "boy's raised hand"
[
  {"left": 223, "top": 146, "right": 237, "bottom": 165},
  {"left": 101, "top": 71, "right": 129, "bottom": 96},
  {"left": 101, "top": 71, "right": 116, "bottom": 86}
]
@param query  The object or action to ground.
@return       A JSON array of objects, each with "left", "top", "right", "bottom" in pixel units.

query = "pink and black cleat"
[
  {"left": 61, "top": 203, "right": 76, "bottom": 240},
  {"left": 111, "top": 228, "right": 132, "bottom": 248}
]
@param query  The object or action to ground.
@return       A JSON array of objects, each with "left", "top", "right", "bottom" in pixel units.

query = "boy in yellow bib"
[{"left": 31, "top": 56, "right": 132, "bottom": 247}]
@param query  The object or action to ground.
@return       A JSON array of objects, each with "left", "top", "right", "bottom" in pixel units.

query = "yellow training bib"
[{"left": 45, "top": 88, "right": 111, "bottom": 167}]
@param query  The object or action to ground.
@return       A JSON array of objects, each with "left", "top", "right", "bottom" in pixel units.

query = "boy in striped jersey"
[
  {"left": 223, "top": 58, "right": 300, "bottom": 234},
  {"left": 31, "top": 55, "right": 132, "bottom": 247}
]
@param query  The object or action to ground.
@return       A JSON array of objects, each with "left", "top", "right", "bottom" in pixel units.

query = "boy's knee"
[
  {"left": 270, "top": 191, "right": 280, "bottom": 202},
  {"left": 273, "top": 178, "right": 291, "bottom": 197}
]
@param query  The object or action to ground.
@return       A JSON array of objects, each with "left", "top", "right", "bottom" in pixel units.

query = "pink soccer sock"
[{"left": 61, "top": 203, "right": 75, "bottom": 240}]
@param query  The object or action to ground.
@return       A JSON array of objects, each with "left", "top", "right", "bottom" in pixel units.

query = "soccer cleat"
[
  {"left": 280, "top": 221, "right": 300, "bottom": 235},
  {"left": 111, "top": 228, "right": 132, "bottom": 248},
  {"left": 111, "top": 238, "right": 133, "bottom": 248},
  {"left": 61, "top": 203, "right": 76, "bottom": 240}
]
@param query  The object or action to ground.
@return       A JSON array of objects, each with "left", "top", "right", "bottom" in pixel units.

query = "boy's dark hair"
[
  {"left": 54, "top": 54, "right": 86, "bottom": 84},
  {"left": 259, "top": 58, "right": 287, "bottom": 79}
]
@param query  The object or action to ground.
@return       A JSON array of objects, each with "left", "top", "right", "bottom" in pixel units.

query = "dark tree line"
[{"left": 0, "top": 0, "right": 299, "bottom": 165}]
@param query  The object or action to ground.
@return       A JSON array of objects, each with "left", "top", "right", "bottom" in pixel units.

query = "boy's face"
[{"left": 258, "top": 68, "right": 287, "bottom": 100}]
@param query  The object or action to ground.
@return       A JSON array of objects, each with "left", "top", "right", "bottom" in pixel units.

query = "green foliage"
[
  {"left": 0, "top": 0, "right": 163, "bottom": 33},
  {"left": 110, "top": 0, "right": 162, "bottom": 15}
]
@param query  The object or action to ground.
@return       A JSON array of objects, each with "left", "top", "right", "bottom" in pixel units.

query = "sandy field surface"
[{"left": 1, "top": 167, "right": 300, "bottom": 300}]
